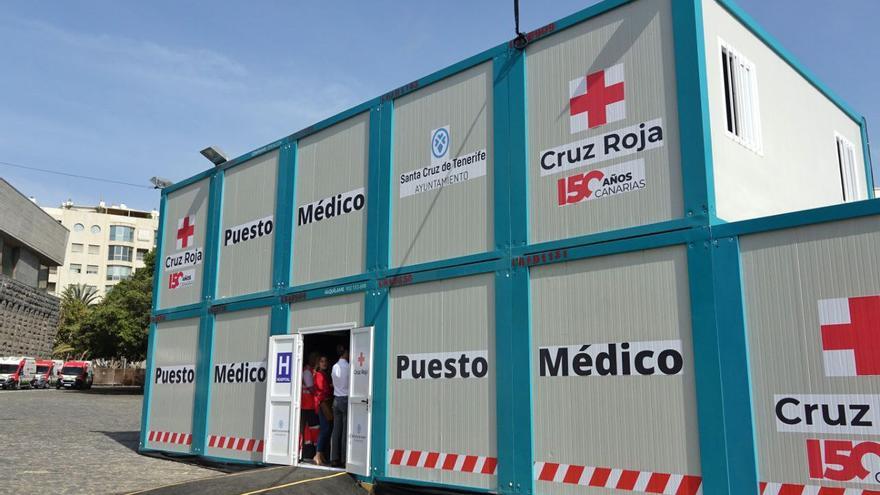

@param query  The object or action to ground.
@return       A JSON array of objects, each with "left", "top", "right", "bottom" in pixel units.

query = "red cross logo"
[
  {"left": 357, "top": 352, "right": 365, "bottom": 368},
  {"left": 569, "top": 64, "right": 626, "bottom": 133},
  {"left": 819, "top": 295, "right": 880, "bottom": 376},
  {"left": 177, "top": 216, "right": 195, "bottom": 250}
]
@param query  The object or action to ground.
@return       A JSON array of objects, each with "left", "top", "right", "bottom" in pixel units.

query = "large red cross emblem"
[
  {"left": 177, "top": 216, "right": 195, "bottom": 249},
  {"left": 820, "top": 295, "right": 880, "bottom": 376},
  {"left": 357, "top": 352, "right": 365, "bottom": 367},
  {"left": 570, "top": 66, "right": 625, "bottom": 130}
]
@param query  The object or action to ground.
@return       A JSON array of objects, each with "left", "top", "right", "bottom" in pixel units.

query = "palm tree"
[
  {"left": 52, "top": 343, "right": 74, "bottom": 359},
  {"left": 61, "top": 283, "right": 100, "bottom": 307}
]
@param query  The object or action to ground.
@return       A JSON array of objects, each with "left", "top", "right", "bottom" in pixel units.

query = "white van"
[{"left": 0, "top": 357, "right": 37, "bottom": 390}]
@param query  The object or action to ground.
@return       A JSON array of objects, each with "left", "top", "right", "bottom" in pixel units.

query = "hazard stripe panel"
[
  {"left": 387, "top": 449, "right": 498, "bottom": 476},
  {"left": 534, "top": 461, "right": 702, "bottom": 495},
  {"left": 760, "top": 481, "right": 880, "bottom": 495},
  {"left": 208, "top": 434, "right": 264, "bottom": 453},
  {"left": 147, "top": 430, "right": 192, "bottom": 446}
]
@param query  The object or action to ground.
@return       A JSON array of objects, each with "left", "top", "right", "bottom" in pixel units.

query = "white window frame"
[
  {"left": 109, "top": 225, "right": 135, "bottom": 243},
  {"left": 108, "top": 245, "right": 133, "bottom": 262},
  {"left": 106, "top": 264, "right": 132, "bottom": 281},
  {"left": 834, "top": 132, "right": 864, "bottom": 202},
  {"left": 718, "top": 38, "right": 763, "bottom": 155}
]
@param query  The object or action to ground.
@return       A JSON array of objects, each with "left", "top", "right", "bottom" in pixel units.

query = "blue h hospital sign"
[{"left": 275, "top": 352, "right": 292, "bottom": 383}]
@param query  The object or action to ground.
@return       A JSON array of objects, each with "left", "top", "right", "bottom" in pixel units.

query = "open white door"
[
  {"left": 263, "top": 334, "right": 303, "bottom": 465},
  {"left": 347, "top": 326, "right": 374, "bottom": 476}
]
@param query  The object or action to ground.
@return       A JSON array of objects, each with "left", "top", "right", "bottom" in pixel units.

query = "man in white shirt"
[{"left": 330, "top": 346, "right": 350, "bottom": 467}]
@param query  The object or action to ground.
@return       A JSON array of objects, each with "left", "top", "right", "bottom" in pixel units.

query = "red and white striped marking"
[
  {"left": 535, "top": 462, "right": 702, "bottom": 495},
  {"left": 208, "top": 435, "right": 264, "bottom": 453},
  {"left": 148, "top": 430, "right": 192, "bottom": 446},
  {"left": 761, "top": 481, "right": 880, "bottom": 495},
  {"left": 388, "top": 449, "right": 497, "bottom": 476}
]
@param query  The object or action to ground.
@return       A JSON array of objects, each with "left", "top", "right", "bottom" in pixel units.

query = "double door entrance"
[{"left": 262, "top": 326, "right": 374, "bottom": 476}]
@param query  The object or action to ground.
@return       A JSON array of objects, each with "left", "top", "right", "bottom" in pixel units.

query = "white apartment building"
[{"left": 43, "top": 201, "right": 159, "bottom": 298}]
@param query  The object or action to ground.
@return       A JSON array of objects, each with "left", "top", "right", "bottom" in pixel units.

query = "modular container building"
[{"left": 141, "top": 0, "right": 879, "bottom": 494}]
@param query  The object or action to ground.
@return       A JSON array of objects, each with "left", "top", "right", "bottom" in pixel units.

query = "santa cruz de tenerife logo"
[
  {"left": 431, "top": 126, "right": 450, "bottom": 160},
  {"left": 398, "top": 124, "right": 487, "bottom": 198}
]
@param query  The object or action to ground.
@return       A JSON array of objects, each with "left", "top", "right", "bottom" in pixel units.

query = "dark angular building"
[{"left": 0, "top": 178, "right": 68, "bottom": 357}]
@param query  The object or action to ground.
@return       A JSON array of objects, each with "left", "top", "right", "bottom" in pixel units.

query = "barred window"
[{"left": 720, "top": 39, "right": 762, "bottom": 153}]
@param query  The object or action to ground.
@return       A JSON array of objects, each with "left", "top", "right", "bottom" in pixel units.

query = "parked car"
[
  {"left": 33, "top": 360, "right": 57, "bottom": 389},
  {"left": 57, "top": 361, "right": 93, "bottom": 389},
  {"left": 0, "top": 357, "right": 37, "bottom": 390}
]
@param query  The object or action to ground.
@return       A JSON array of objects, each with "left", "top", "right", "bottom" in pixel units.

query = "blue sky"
[{"left": 0, "top": 0, "right": 877, "bottom": 211}]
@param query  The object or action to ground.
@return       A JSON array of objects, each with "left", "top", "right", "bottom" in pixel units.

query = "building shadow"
[{"left": 94, "top": 430, "right": 140, "bottom": 453}]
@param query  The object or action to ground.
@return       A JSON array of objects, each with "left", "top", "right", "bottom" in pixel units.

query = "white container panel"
[
  {"left": 217, "top": 151, "right": 279, "bottom": 299},
  {"left": 206, "top": 307, "right": 271, "bottom": 461},
  {"left": 146, "top": 318, "right": 200, "bottom": 453},
  {"left": 387, "top": 274, "right": 497, "bottom": 490},
  {"left": 158, "top": 179, "right": 211, "bottom": 309},
  {"left": 741, "top": 216, "right": 880, "bottom": 489},
  {"left": 530, "top": 246, "right": 701, "bottom": 494},
  {"left": 526, "top": 0, "right": 682, "bottom": 244}
]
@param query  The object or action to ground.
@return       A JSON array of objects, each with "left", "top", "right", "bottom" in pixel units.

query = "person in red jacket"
[
  {"left": 313, "top": 354, "right": 334, "bottom": 465},
  {"left": 300, "top": 352, "right": 319, "bottom": 460}
]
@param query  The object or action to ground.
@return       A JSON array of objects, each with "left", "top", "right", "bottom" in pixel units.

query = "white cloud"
[{"left": 0, "top": 15, "right": 374, "bottom": 208}]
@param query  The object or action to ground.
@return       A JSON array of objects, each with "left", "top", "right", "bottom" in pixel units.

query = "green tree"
[
  {"left": 62, "top": 251, "right": 155, "bottom": 360},
  {"left": 55, "top": 284, "right": 99, "bottom": 355},
  {"left": 77, "top": 250, "right": 154, "bottom": 360}
]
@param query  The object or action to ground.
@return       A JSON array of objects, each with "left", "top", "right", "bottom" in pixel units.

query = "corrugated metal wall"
[
  {"left": 530, "top": 245, "right": 701, "bottom": 494},
  {"left": 207, "top": 307, "right": 270, "bottom": 461},
  {"left": 526, "top": 0, "right": 682, "bottom": 244},
  {"left": 293, "top": 113, "right": 370, "bottom": 285},
  {"left": 290, "top": 292, "right": 364, "bottom": 333},
  {"left": 387, "top": 274, "right": 497, "bottom": 490},
  {"left": 157, "top": 179, "right": 210, "bottom": 309},
  {"left": 392, "top": 62, "right": 493, "bottom": 267},
  {"left": 216, "top": 151, "right": 279, "bottom": 299},
  {"left": 146, "top": 318, "right": 200, "bottom": 453},
  {"left": 740, "top": 216, "right": 880, "bottom": 488}
]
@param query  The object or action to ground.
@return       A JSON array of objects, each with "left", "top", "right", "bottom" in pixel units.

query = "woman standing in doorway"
[
  {"left": 313, "top": 354, "right": 334, "bottom": 465},
  {"left": 300, "top": 352, "right": 319, "bottom": 461}
]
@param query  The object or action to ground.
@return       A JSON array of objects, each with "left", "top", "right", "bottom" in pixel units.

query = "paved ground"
[
  {"left": 1, "top": 387, "right": 224, "bottom": 494},
  {"left": 133, "top": 467, "right": 362, "bottom": 495},
  {"left": 1, "top": 387, "right": 366, "bottom": 494}
]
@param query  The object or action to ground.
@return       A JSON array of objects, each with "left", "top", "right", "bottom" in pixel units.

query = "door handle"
[{"left": 360, "top": 398, "right": 369, "bottom": 404}]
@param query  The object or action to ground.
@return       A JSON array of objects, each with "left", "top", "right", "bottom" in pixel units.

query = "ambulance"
[
  {"left": 57, "top": 361, "right": 93, "bottom": 390},
  {"left": 0, "top": 357, "right": 37, "bottom": 390},
  {"left": 33, "top": 359, "right": 58, "bottom": 389}
]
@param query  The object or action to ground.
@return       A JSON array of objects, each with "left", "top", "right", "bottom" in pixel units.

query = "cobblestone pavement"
[{"left": 0, "top": 387, "right": 232, "bottom": 494}]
